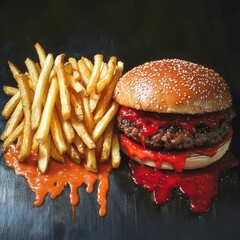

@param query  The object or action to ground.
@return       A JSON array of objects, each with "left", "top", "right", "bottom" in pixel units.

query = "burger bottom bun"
[{"left": 121, "top": 138, "right": 231, "bottom": 170}]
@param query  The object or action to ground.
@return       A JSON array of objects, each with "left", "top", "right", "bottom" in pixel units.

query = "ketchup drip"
[
  {"left": 120, "top": 130, "right": 232, "bottom": 172},
  {"left": 4, "top": 145, "right": 112, "bottom": 217},
  {"left": 129, "top": 151, "right": 238, "bottom": 213},
  {"left": 119, "top": 107, "right": 229, "bottom": 147}
]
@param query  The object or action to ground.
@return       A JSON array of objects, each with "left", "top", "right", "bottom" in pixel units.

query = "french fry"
[
  {"left": 50, "top": 138, "right": 65, "bottom": 163},
  {"left": 67, "top": 143, "right": 81, "bottom": 164},
  {"left": 95, "top": 135, "right": 104, "bottom": 158},
  {"left": 50, "top": 110, "right": 68, "bottom": 155},
  {"left": 68, "top": 57, "right": 81, "bottom": 81},
  {"left": 82, "top": 56, "right": 93, "bottom": 72},
  {"left": 70, "top": 113, "right": 96, "bottom": 149},
  {"left": 31, "top": 53, "right": 54, "bottom": 130},
  {"left": 100, "top": 120, "right": 114, "bottom": 162},
  {"left": 64, "top": 62, "right": 73, "bottom": 74},
  {"left": 35, "top": 42, "right": 47, "bottom": 68},
  {"left": 86, "top": 148, "right": 97, "bottom": 172},
  {"left": 66, "top": 73, "right": 87, "bottom": 96},
  {"left": 89, "top": 91, "right": 101, "bottom": 113},
  {"left": 1, "top": 101, "right": 23, "bottom": 141},
  {"left": 25, "top": 58, "right": 39, "bottom": 90},
  {"left": 82, "top": 97, "right": 94, "bottom": 133},
  {"left": 94, "top": 61, "right": 123, "bottom": 124},
  {"left": 68, "top": 57, "right": 78, "bottom": 71},
  {"left": 86, "top": 54, "right": 103, "bottom": 94},
  {"left": 55, "top": 54, "right": 71, "bottom": 120},
  {"left": 69, "top": 89, "right": 84, "bottom": 121},
  {"left": 99, "top": 62, "right": 108, "bottom": 80},
  {"left": 8, "top": 61, "right": 21, "bottom": 78},
  {"left": 56, "top": 98, "right": 75, "bottom": 144},
  {"left": 96, "top": 56, "right": 117, "bottom": 93},
  {"left": 78, "top": 58, "right": 91, "bottom": 86},
  {"left": 3, "top": 86, "right": 18, "bottom": 96},
  {"left": 2, "top": 121, "right": 24, "bottom": 153},
  {"left": 92, "top": 101, "right": 119, "bottom": 142},
  {"left": 111, "top": 131, "right": 121, "bottom": 168},
  {"left": 1, "top": 91, "right": 21, "bottom": 119},
  {"left": 15, "top": 74, "right": 33, "bottom": 161},
  {"left": 38, "top": 134, "right": 51, "bottom": 174},
  {"left": 35, "top": 76, "right": 59, "bottom": 143},
  {"left": 73, "top": 135, "right": 86, "bottom": 159},
  {"left": 16, "top": 134, "right": 23, "bottom": 150}
]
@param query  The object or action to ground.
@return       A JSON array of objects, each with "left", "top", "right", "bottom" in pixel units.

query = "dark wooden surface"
[{"left": 0, "top": 0, "right": 240, "bottom": 239}]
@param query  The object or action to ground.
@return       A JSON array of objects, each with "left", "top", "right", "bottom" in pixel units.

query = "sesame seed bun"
[{"left": 114, "top": 59, "right": 232, "bottom": 114}]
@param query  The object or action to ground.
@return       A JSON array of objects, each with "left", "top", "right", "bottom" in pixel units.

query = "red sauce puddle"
[
  {"left": 129, "top": 150, "right": 238, "bottom": 213},
  {"left": 4, "top": 144, "right": 112, "bottom": 217}
]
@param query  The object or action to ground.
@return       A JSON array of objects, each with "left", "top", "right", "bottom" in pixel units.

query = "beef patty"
[{"left": 117, "top": 115, "right": 230, "bottom": 151}]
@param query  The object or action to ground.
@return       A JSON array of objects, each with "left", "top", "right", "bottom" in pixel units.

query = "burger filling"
[{"left": 117, "top": 107, "right": 234, "bottom": 151}]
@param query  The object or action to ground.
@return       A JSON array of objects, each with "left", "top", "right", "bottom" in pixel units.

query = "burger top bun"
[{"left": 114, "top": 59, "right": 232, "bottom": 114}]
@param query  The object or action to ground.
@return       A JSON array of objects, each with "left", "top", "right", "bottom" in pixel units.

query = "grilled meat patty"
[{"left": 117, "top": 115, "right": 230, "bottom": 151}]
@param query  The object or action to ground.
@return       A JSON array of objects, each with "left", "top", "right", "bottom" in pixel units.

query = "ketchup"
[
  {"left": 120, "top": 130, "right": 232, "bottom": 172},
  {"left": 129, "top": 150, "right": 238, "bottom": 213},
  {"left": 4, "top": 145, "right": 112, "bottom": 217},
  {"left": 119, "top": 107, "right": 230, "bottom": 146}
]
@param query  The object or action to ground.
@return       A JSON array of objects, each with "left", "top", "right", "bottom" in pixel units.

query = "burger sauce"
[
  {"left": 119, "top": 106, "right": 230, "bottom": 147},
  {"left": 4, "top": 145, "right": 112, "bottom": 217},
  {"left": 129, "top": 150, "right": 238, "bottom": 213}
]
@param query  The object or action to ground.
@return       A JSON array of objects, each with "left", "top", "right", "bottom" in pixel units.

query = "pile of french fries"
[{"left": 1, "top": 43, "right": 123, "bottom": 173}]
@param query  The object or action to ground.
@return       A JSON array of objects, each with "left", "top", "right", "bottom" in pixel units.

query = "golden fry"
[
  {"left": 55, "top": 54, "right": 71, "bottom": 120},
  {"left": 50, "top": 110, "right": 68, "bottom": 155},
  {"left": 3, "top": 86, "right": 18, "bottom": 96},
  {"left": 70, "top": 113, "right": 96, "bottom": 149},
  {"left": 8, "top": 61, "right": 21, "bottom": 78},
  {"left": 16, "top": 134, "right": 23, "bottom": 150},
  {"left": 89, "top": 91, "right": 101, "bottom": 113},
  {"left": 78, "top": 58, "right": 91, "bottom": 86},
  {"left": 73, "top": 135, "right": 85, "bottom": 159},
  {"left": 111, "top": 131, "right": 121, "bottom": 168},
  {"left": 67, "top": 143, "right": 81, "bottom": 164},
  {"left": 1, "top": 91, "right": 21, "bottom": 119},
  {"left": 86, "top": 54, "right": 103, "bottom": 94},
  {"left": 86, "top": 148, "right": 97, "bottom": 172},
  {"left": 96, "top": 56, "right": 117, "bottom": 93},
  {"left": 82, "top": 97, "right": 94, "bottom": 133},
  {"left": 15, "top": 74, "right": 33, "bottom": 161},
  {"left": 35, "top": 42, "right": 47, "bottom": 68},
  {"left": 50, "top": 138, "right": 65, "bottom": 163},
  {"left": 69, "top": 89, "right": 84, "bottom": 121},
  {"left": 66, "top": 72, "right": 87, "bottom": 96},
  {"left": 1, "top": 101, "right": 23, "bottom": 141},
  {"left": 31, "top": 53, "right": 54, "bottom": 130},
  {"left": 35, "top": 76, "right": 59, "bottom": 143},
  {"left": 64, "top": 62, "right": 73, "bottom": 74},
  {"left": 2, "top": 121, "right": 24, "bottom": 153},
  {"left": 100, "top": 120, "right": 114, "bottom": 162},
  {"left": 92, "top": 101, "right": 119, "bottom": 142},
  {"left": 82, "top": 57, "right": 93, "bottom": 72},
  {"left": 25, "top": 58, "right": 39, "bottom": 90},
  {"left": 38, "top": 134, "right": 51, "bottom": 174},
  {"left": 94, "top": 61, "right": 123, "bottom": 124},
  {"left": 56, "top": 98, "right": 75, "bottom": 144}
]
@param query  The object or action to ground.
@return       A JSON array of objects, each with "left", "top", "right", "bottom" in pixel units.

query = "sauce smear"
[
  {"left": 4, "top": 144, "right": 112, "bottom": 217},
  {"left": 129, "top": 151, "right": 238, "bottom": 212}
]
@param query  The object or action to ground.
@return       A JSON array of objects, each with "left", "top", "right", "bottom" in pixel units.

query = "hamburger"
[{"left": 113, "top": 59, "right": 234, "bottom": 171}]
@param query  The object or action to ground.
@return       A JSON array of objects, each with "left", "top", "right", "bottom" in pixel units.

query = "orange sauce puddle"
[{"left": 4, "top": 144, "right": 112, "bottom": 217}]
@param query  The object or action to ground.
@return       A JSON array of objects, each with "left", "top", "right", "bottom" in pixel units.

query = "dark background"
[{"left": 0, "top": 0, "right": 240, "bottom": 239}]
